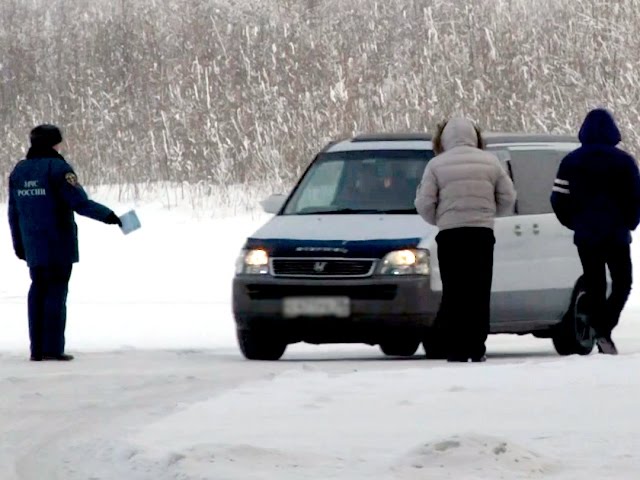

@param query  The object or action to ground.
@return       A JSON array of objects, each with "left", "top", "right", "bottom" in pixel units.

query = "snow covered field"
[{"left": 2, "top": 191, "right": 640, "bottom": 479}]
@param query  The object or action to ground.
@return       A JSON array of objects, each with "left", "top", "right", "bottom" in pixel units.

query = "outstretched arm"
[{"left": 52, "top": 160, "right": 116, "bottom": 223}]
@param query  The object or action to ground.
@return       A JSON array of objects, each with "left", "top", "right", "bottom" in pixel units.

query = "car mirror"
[{"left": 260, "top": 194, "right": 287, "bottom": 214}]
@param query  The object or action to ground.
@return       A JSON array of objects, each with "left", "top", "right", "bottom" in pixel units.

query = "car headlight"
[
  {"left": 236, "top": 248, "right": 270, "bottom": 275},
  {"left": 378, "top": 249, "right": 430, "bottom": 275}
]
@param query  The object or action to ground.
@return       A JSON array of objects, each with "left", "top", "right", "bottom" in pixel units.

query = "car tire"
[
  {"left": 552, "top": 278, "right": 595, "bottom": 356},
  {"left": 422, "top": 326, "right": 448, "bottom": 359},
  {"left": 379, "top": 336, "right": 420, "bottom": 357},
  {"left": 237, "top": 329, "right": 287, "bottom": 361}
]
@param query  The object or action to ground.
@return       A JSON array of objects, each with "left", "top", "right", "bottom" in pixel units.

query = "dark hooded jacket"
[
  {"left": 8, "top": 147, "right": 115, "bottom": 267},
  {"left": 551, "top": 109, "right": 640, "bottom": 246}
]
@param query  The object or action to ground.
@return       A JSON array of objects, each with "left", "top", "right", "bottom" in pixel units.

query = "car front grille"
[
  {"left": 271, "top": 258, "right": 376, "bottom": 278},
  {"left": 245, "top": 284, "right": 398, "bottom": 301}
]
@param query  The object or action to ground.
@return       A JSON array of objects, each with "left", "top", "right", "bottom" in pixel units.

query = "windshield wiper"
[
  {"left": 296, "top": 208, "right": 417, "bottom": 215},
  {"left": 297, "top": 208, "right": 381, "bottom": 215},
  {"left": 373, "top": 208, "right": 417, "bottom": 214}
]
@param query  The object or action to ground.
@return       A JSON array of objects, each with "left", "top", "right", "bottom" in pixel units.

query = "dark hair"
[
  {"left": 432, "top": 119, "right": 484, "bottom": 155},
  {"left": 30, "top": 124, "right": 63, "bottom": 148}
]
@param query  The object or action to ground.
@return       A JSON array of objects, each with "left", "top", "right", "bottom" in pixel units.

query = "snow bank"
[{"left": 114, "top": 355, "right": 640, "bottom": 479}]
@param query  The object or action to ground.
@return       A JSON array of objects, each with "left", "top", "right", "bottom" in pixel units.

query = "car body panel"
[{"left": 249, "top": 214, "right": 436, "bottom": 242}]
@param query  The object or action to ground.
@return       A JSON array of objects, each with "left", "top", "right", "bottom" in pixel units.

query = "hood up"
[
  {"left": 440, "top": 117, "right": 480, "bottom": 151},
  {"left": 578, "top": 108, "right": 621, "bottom": 146}
]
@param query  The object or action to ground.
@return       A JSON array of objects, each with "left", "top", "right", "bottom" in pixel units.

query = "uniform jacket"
[
  {"left": 414, "top": 117, "right": 516, "bottom": 230},
  {"left": 551, "top": 109, "right": 640, "bottom": 246},
  {"left": 8, "top": 147, "right": 114, "bottom": 267}
]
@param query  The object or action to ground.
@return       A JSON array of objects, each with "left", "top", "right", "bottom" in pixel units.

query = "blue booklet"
[{"left": 119, "top": 210, "right": 141, "bottom": 235}]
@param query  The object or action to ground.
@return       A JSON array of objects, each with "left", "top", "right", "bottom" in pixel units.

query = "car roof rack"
[
  {"left": 351, "top": 132, "right": 433, "bottom": 142},
  {"left": 484, "top": 133, "right": 577, "bottom": 144},
  {"left": 349, "top": 131, "right": 576, "bottom": 144}
]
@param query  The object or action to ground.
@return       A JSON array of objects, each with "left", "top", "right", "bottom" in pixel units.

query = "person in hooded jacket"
[
  {"left": 415, "top": 117, "right": 517, "bottom": 362},
  {"left": 551, "top": 108, "right": 640, "bottom": 355},
  {"left": 8, "top": 124, "right": 122, "bottom": 361}
]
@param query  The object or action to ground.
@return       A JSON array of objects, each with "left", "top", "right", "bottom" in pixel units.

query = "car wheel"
[
  {"left": 379, "top": 336, "right": 420, "bottom": 357},
  {"left": 422, "top": 326, "right": 448, "bottom": 359},
  {"left": 236, "top": 329, "right": 287, "bottom": 361},
  {"left": 552, "top": 278, "right": 595, "bottom": 356}
]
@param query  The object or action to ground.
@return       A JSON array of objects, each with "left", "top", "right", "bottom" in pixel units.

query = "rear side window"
[{"left": 489, "top": 145, "right": 577, "bottom": 215}]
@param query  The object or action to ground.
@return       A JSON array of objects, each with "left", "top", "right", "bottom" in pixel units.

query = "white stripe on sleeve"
[
  {"left": 552, "top": 186, "right": 570, "bottom": 194},
  {"left": 554, "top": 178, "right": 569, "bottom": 186}
]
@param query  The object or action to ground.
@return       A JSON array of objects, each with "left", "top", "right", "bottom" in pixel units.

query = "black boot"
[
  {"left": 42, "top": 354, "right": 74, "bottom": 361},
  {"left": 596, "top": 337, "right": 618, "bottom": 355},
  {"left": 447, "top": 356, "right": 470, "bottom": 363}
]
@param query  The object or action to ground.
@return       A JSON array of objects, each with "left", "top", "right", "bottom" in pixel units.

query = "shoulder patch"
[{"left": 65, "top": 172, "right": 79, "bottom": 187}]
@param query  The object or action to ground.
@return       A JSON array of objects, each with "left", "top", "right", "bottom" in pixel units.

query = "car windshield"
[{"left": 282, "top": 150, "right": 433, "bottom": 215}]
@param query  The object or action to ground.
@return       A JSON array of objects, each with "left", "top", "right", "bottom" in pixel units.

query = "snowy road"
[
  {"left": 1, "top": 348, "right": 326, "bottom": 480},
  {"left": 2, "top": 324, "right": 640, "bottom": 480},
  {"left": 2, "top": 201, "right": 640, "bottom": 479}
]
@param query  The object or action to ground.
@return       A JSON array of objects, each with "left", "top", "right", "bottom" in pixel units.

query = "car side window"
[
  {"left": 495, "top": 146, "right": 576, "bottom": 215},
  {"left": 491, "top": 149, "right": 512, "bottom": 176}
]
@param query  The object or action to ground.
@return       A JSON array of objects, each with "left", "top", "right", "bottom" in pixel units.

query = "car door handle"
[
  {"left": 532, "top": 223, "right": 540, "bottom": 235},
  {"left": 514, "top": 225, "right": 522, "bottom": 236}
]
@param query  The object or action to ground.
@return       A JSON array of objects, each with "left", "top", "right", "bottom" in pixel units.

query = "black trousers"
[
  {"left": 28, "top": 265, "right": 73, "bottom": 357},
  {"left": 436, "top": 227, "right": 495, "bottom": 359},
  {"left": 577, "top": 243, "right": 632, "bottom": 339}
]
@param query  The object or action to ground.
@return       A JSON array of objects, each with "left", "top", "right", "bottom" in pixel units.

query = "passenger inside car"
[{"left": 336, "top": 160, "right": 423, "bottom": 210}]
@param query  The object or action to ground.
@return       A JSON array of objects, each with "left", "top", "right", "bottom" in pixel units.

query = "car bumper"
[{"left": 232, "top": 275, "right": 440, "bottom": 344}]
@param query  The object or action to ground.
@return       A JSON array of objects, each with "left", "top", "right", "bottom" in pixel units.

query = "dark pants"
[
  {"left": 577, "top": 243, "right": 632, "bottom": 339},
  {"left": 28, "top": 265, "right": 73, "bottom": 357},
  {"left": 436, "top": 227, "right": 495, "bottom": 359}
]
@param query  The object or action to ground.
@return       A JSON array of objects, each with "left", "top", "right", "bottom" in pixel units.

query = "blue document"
[{"left": 119, "top": 210, "right": 141, "bottom": 235}]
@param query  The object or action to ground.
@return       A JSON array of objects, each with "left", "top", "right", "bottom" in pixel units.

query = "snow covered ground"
[{"left": 1, "top": 190, "right": 640, "bottom": 479}]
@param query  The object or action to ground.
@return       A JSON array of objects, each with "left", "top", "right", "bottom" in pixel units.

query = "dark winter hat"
[{"left": 30, "top": 124, "right": 63, "bottom": 148}]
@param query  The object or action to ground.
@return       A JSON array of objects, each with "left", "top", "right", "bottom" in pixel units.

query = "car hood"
[{"left": 246, "top": 214, "right": 437, "bottom": 258}]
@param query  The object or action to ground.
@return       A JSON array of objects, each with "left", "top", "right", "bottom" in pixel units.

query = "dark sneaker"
[
  {"left": 447, "top": 356, "right": 470, "bottom": 363},
  {"left": 596, "top": 337, "right": 618, "bottom": 355},
  {"left": 471, "top": 355, "right": 487, "bottom": 363},
  {"left": 30, "top": 355, "right": 43, "bottom": 361},
  {"left": 42, "top": 354, "right": 75, "bottom": 361}
]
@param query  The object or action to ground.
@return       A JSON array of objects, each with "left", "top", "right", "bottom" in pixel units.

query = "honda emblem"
[{"left": 313, "top": 261, "right": 327, "bottom": 272}]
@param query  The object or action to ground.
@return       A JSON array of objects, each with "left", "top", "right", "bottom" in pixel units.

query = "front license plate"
[{"left": 283, "top": 296, "right": 351, "bottom": 318}]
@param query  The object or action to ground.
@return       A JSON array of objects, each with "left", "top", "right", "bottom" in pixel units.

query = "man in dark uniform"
[
  {"left": 551, "top": 108, "right": 640, "bottom": 355},
  {"left": 8, "top": 124, "right": 122, "bottom": 361}
]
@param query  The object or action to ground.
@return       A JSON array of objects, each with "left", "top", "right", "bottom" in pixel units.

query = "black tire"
[
  {"left": 552, "top": 278, "right": 595, "bottom": 356},
  {"left": 379, "top": 337, "right": 420, "bottom": 357},
  {"left": 422, "top": 326, "right": 448, "bottom": 359},
  {"left": 237, "top": 329, "right": 287, "bottom": 361}
]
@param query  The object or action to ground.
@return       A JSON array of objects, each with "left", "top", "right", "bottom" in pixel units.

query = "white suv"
[{"left": 233, "top": 133, "right": 594, "bottom": 360}]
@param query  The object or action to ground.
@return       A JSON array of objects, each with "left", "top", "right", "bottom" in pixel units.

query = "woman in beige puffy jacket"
[{"left": 415, "top": 117, "right": 516, "bottom": 362}]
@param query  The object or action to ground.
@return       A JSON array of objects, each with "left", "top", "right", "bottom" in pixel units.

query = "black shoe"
[
  {"left": 42, "top": 354, "right": 75, "bottom": 361},
  {"left": 471, "top": 355, "right": 487, "bottom": 362},
  {"left": 596, "top": 337, "right": 618, "bottom": 355},
  {"left": 447, "top": 356, "right": 470, "bottom": 363},
  {"left": 30, "top": 355, "right": 43, "bottom": 361}
]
